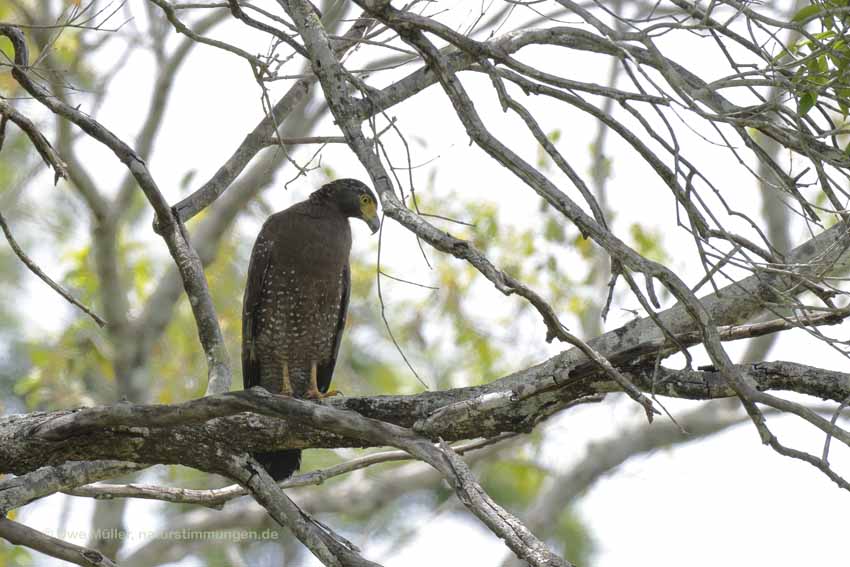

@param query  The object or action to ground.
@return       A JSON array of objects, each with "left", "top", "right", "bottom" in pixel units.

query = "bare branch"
[
  {"left": 4, "top": 362, "right": 846, "bottom": 480},
  {"left": 169, "top": 12, "right": 373, "bottom": 224},
  {"left": 0, "top": 461, "right": 146, "bottom": 513},
  {"left": 224, "top": 455, "right": 382, "bottom": 567},
  {"left": 146, "top": 0, "right": 273, "bottom": 71},
  {"left": 0, "top": 23, "right": 232, "bottom": 393},
  {"left": 0, "top": 211, "right": 106, "bottom": 327},
  {"left": 5, "top": 360, "right": 849, "bottom": 557},
  {"left": 0, "top": 517, "right": 118, "bottom": 567},
  {"left": 64, "top": 435, "right": 514, "bottom": 508},
  {"left": 0, "top": 99, "right": 68, "bottom": 183}
]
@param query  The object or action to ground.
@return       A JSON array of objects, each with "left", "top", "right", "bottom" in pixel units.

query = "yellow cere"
[{"left": 360, "top": 196, "right": 377, "bottom": 219}]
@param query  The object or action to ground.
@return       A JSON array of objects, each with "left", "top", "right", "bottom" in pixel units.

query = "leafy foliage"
[{"left": 783, "top": 1, "right": 850, "bottom": 119}]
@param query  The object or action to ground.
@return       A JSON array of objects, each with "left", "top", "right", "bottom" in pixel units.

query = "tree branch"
[
  {"left": 0, "top": 517, "right": 117, "bottom": 567},
  {"left": 169, "top": 11, "right": 373, "bottom": 224},
  {"left": 0, "top": 99, "right": 68, "bottom": 183},
  {"left": 0, "top": 461, "right": 146, "bottom": 514},
  {"left": 0, "top": 211, "right": 106, "bottom": 327},
  {"left": 5, "top": 358, "right": 848, "bottom": 560},
  {"left": 223, "top": 454, "right": 381, "bottom": 567},
  {"left": 0, "top": 23, "right": 232, "bottom": 394},
  {"left": 3, "top": 360, "right": 846, "bottom": 472},
  {"left": 119, "top": 435, "right": 512, "bottom": 566},
  {"left": 147, "top": 0, "right": 272, "bottom": 70},
  {"left": 63, "top": 435, "right": 512, "bottom": 508}
]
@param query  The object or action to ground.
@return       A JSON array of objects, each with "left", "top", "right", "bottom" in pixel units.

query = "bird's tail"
[{"left": 254, "top": 449, "right": 301, "bottom": 481}]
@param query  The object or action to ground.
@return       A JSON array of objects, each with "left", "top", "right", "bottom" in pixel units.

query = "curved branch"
[
  {"left": 0, "top": 99, "right": 68, "bottom": 183},
  {"left": 0, "top": 212, "right": 106, "bottom": 327},
  {"left": 147, "top": 0, "right": 272, "bottom": 69},
  {"left": 63, "top": 435, "right": 513, "bottom": 508},
  {"left": 0, "top": 23, "right": 232, "bottom": 393},
  {"left": 0, "top": 461, "right": 146, "bottom": 514},
  {"left": 6, "top": 355, "right": 848, "bottom": 561},
  {"left": 3, "top": 361, "right": 848, "bottom": 475},
  {"left": 0, "top": 518, "right": 117, "bottom": 567},
  {"left": 223, "top": 455, "right": 381, "bottom": 567},
  {"left": 169, "top": 12, "right": 373, "bottom": 223}
]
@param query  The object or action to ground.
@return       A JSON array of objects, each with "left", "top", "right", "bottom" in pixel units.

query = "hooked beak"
[
  {"left": 364, "top": 212, "right": 381, "bottom": 234},
  {"left": 360, "top": 199, "right": 380, "bottom": 234}
]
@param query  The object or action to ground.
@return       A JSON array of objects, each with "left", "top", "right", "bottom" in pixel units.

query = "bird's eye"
[{"left": 359, "top": 194, "right": 370, "bottom": 204}]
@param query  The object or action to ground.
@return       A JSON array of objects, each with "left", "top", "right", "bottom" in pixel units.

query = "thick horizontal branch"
[
  {"left": 626, "top": 361, "right": 850, "bottom": 403},
  {"left": 8, "top": 358, "right": 841, "bottom": 564},
  {"left": 498, "top": 222, "right": 850, "bottom": 401},
  {"left": 2, "top": 361, "right": 846, "bottom": 477}
]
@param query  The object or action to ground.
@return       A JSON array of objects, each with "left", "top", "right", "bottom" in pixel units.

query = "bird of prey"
[{"left": 241, "top": 178, "right": 380, "bottom": 480}]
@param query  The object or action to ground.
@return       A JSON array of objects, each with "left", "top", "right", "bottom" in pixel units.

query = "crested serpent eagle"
[{"left": 242, "top": 179, "right": 380, "bottom": 480}]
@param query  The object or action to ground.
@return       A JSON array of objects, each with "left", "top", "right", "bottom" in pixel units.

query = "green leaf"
[
  {"left": 479, "top": 460, "right": 545, "bottom": 507},
  {"left": 544, "top": 217, "right": 565, "bottom": 243},
  {"left": 812, "top": 30, "right": 836, "bottom": 40},
  {"left": 772, "top": 48, "right": 793, "bottom": 63},
  {"left": 629, "top": 223, "right": 668, "bottom": 263},
  {"left": 792, "top": 4, "right": 824, "bottom": 23},
  {"left": 798, "top": 92, "right": 817, "bottom": 115}
]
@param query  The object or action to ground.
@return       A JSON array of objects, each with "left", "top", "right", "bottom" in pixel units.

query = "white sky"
[{"left": 10, "top": 1, "right": 850, "bottom": 566}]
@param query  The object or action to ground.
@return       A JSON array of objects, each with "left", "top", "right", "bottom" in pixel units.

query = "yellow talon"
[
  {"left": 280, "top": 362, "right": 293, "bottom": 396},
  {"left": 305, "top": 388, "right": 341, "bottom": 399},
  {"left": 305, "top": 362, "right": 342, "bottom": 398}
]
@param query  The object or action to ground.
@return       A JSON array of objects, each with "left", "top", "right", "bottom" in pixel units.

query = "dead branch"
[
  {"left": 0, "top": 212, "right": 106, "bottom": 327},
  {"left": 0, "top": 23, "right": 233, "bottom": 394},
  {"left": 0, "top": 517, "right": 118, "bottom": 567},
  {"left": 63, "top": 435, "right": 513, "bottom": 508},
  {"left": 0, "top": 99, "right": 68, "bottom": 183}
]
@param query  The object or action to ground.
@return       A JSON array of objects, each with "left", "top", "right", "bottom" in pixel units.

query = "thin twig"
[
  {"left": 64, "top": 435, "right": 515, "bottom": 508},
  {"left": 0, "top": 211, "right": 106, "bottom": 327}
]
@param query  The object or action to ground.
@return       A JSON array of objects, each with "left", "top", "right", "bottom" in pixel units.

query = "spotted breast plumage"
[{"left": 242, "top": 178, "right": 380, "bottom": 481}]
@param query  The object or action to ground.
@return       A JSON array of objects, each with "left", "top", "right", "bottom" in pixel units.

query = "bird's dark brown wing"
[
  {"left": 242, "top": 230, "right": 274, "bottom": 389},
  {"left": 317, "top": 263, "right": 350, "bottom": 393}
]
